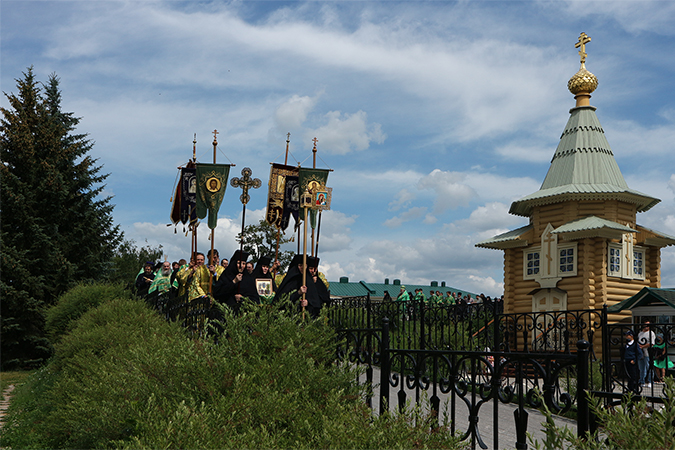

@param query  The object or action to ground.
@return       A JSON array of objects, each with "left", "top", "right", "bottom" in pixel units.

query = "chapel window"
[
  {"left": 608, "top": 244, "right": 622, "bottom": 277},
  {"left": 558, "top": 244, "right": 577, "bottom": 277},
  {"left": 523, "top": 247, "right": 541, "bottom": 280}
]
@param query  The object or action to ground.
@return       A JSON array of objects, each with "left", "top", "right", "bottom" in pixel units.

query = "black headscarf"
[
  {"left": 213, "top": 249, "right": 260, "bottom": 308},
  {"left": 273, "top": 254, "right": 320, "bottom": 308}
]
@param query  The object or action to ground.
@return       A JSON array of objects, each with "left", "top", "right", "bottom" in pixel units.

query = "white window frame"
[
  {"left": 557, "top": 243, "right": 577, "bottom": 277},
  {"left": 632, "top": 247, "right": 646, "bottom": 281},
  {"left": 608, "top": 243, "right": 622, "bottom": 278},
  {"left": 523, "top": 246, "right": 541, "bottom": 280}
]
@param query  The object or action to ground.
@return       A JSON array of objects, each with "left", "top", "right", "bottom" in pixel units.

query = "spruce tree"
[{"left": 1, "top": 67, "right": 123, "bottom": 369}]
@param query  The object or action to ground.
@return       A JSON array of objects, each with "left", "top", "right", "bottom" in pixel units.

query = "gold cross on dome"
[{"left": 575, "top": 32, "right": 591, "bottom": 64}]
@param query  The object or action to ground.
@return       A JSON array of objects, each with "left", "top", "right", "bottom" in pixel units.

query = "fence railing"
[{"left": 330, "top": 301, "right": 592, "bottom": 450}]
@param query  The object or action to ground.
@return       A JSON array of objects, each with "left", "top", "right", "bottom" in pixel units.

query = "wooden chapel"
[{"left": 476, "top": 33, "right": 675, "bottom": 323}]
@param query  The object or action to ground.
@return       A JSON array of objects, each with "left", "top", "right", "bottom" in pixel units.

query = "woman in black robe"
[
  {"left": 213, "top": 250, "right": 260, "bottom": 314},
  {"left": 274, "top": 254, "right": 322, "bottom": 318}
]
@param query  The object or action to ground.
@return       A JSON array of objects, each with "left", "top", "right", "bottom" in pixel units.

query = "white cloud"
[
  {"left": 383, "top": 206, "right": 427, "bottom": 228},
  {"left": 668, "top": 174, "right": 675, "bottom": 195},
  {"left": 274, "top": 94, "right": 320, "bottom": 130},
  {"left": 555, "top": 1, "right": 675, "bottom": 36},
  {"left": 388, "top": 188, "right": 415, "bottom": 212},
  {"left": 313, "top": 210, "right": 356, "bottom": 252},
  {"left": 417, "top": 169, "right": 477, "bottom": 213},
  {"left": 305, "top": 110, "right": 385, "bottom": 155},
  {"left": 495, "top": 142, "right": 553, "bottom": 163}
]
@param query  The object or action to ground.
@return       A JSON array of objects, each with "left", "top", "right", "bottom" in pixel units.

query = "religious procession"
[{"left": 133, "top": 132, "right": 334, "bottom": 328}]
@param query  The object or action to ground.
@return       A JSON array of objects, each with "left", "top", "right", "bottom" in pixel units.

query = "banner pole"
[
  {"left": 209, "top": 130, "right": 219, "bottom": 294},
  {"left": 302, "top": 205, "right": 308, "bottom": 320}
]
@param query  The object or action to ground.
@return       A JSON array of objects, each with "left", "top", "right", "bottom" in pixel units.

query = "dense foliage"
[
  {"left": 44, "top": 282, "right": 131, "bottom": 344},
  {"left": 105, "top": 239, "right": 164, "bottom": 287},
  {"left": 531, "top": 378, "right": 675, "bottom": 450},
  {"left": 0, "top": 68, "right": 123, "bottom": 369},
  {"left": 237, "top": 219, "right": 294, "bottom": 270},
  {"left": 0, "top": 285, "right": 465, "bottom": 449}
]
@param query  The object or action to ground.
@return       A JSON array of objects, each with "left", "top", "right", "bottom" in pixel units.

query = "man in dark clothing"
[
  {"left": 135, "top": 262, "right": 155, "bottom": 297},
  {"left": 623, "top": 330, "right": 640, "bottom": 394}
]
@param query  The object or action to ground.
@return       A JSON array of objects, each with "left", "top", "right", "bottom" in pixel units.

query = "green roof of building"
[
  {"left": 607, "top": 287, "right": 675, "bottom": 313},
  {"left": 509, "top": 106, "right": 660, "bottom": 217},
  {"left": 328, "top": 278, "right": 478, "bottom": 298},
  {"left": 475, "top": 224, "right": 532, "bottom": 250},
  {"left": 551, "top": 215, "right": 634, "bottom": 240}
]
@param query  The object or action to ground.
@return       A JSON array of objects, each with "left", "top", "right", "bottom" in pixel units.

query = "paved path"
[
  {"left": 359, "top": 368, "right": 577, "bottom": 450},
  {"left": 0, "top": 385, "right": 15, "bottom": 430}
]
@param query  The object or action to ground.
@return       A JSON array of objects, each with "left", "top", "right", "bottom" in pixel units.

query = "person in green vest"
[
  {"left": 653, "top": 334, "right": 674, "bottom": 382},
  {"left": 396, "top": 285, "right": 410, "bottom": 321},
  {"left": 148, "top": 261, "right": 178, "bottom": 295}
]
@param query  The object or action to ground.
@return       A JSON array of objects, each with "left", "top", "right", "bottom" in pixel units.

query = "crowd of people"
[
  {"left": 385, "top": 285, "right": 504, "bottom": 311},
  {"left": 623, "top": 321, "right": 674, "bottom": 393},
  {"left": 134, "top": 249, "right": 331, "bottom": 319}
]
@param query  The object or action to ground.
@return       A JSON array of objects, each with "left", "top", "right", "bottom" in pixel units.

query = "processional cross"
[
  {"left": 231, "top": 167, "right": 261, "bottom": 205},
  {"left": 231, "top": 167, "right": 262, "bottom": 262},
  {"left": 575, "top": 32, "right": 591, "bottom": 64}
]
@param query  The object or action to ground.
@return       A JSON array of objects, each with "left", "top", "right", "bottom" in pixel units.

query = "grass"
[{"left": 0, "top": 371, "right": 33, "bottom": 392}]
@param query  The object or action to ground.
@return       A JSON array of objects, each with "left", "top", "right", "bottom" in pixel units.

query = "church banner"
[
  {"left": 283, "top": 175, "right": 300, "bottom": 230},
  {"left": 298, "top": 167, "right": 330, "bottom": 229},
  {"left": 196, "top": 163, "right": 231, "bottom": 229},
  {"left": 266, "top": 163, "right": 298, "bottom": 230},
  {"left": 180, "top": 166, "right": 197, "bottom": 225}
]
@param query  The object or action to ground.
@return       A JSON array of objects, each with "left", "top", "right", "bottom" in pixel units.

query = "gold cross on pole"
[
  {"left": 230, "top": 167, "right": 262, "bottom": 205},
  {"left": 575, "top": 32, "right": 591, "bottom": 65}
]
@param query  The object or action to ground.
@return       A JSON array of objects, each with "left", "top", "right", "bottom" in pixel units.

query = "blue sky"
[{"left": 2, "top": 0, "right": 674, "bottom": 296}]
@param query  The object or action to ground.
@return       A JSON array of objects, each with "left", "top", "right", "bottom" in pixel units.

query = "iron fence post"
[
  {"left": 577, "top": 339, "right": 591, "bottom": 439},
  {"left": 380, "top": 317, "right": 390, "bottom": 417}
]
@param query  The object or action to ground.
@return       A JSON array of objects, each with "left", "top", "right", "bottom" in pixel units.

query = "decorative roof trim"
[
  {"left": 509, "top": 190, "right": 660, "bottom": 217},
  {"left": 637, "top": 224, "right": 675, "bottom": 248},
  {"left": 552, "top": 216, "right": 634, "bottom": 241},
  {"left": 475, "top": 225, "right": 532, "bottom": 250}
]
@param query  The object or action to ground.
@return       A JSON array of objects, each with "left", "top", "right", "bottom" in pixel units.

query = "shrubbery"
[
  {"left": 44, "top": 282, "right": 131, "bottom": 344},
  {"left": 1, "top": 284, "right": 465, "bottom": 449},
  {"left": 530, "top": 377, "right": 675, "bottom": 450}
]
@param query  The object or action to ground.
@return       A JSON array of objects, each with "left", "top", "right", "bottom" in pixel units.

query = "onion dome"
[{"left": 567, "top": 64, "right": 598, "bottom": 95}]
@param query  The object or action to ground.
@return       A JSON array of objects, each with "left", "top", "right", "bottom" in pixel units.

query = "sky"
[{"left": 2, "top": 0, "right": 674, "bottom": 296}]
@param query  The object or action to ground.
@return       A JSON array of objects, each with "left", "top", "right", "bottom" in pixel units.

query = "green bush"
[
  {"left": 44, "top": 282, "right": 130, "bottom": 344},
  {"left": 1, "top": 295, "right": 466, "bottom": 449},
  {"left": 530, "top": 377, "right": 675, "bottom": 450}
]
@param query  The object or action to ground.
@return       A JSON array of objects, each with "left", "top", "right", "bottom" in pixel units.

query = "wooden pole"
[
  {"left": 302, "top": 205, "right": 308, "bottom": 320},
  {"left": 208, "top": 130, "right": 219, "bottom": 294},
  {"left": 315, "top": 210, "right": 323, "bottom": 257}
]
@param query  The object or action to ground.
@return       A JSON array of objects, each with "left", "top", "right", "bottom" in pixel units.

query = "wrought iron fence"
[{"left": 327, "top": 296, "right": 610, "bottom": 450}]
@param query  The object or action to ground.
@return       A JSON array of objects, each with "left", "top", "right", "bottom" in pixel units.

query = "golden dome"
[{"left": 568, "top": 64, "right": 598, "bottom": 95}]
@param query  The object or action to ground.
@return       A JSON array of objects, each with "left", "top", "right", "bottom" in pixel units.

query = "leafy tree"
[
  {"left": 105, "top": 239, "right": 164, "bottom": 287},
  {"left": 0, "top": 67, "right": 123, "bottom": 369},
  {"left": 237, "top": 219, "right": 294, "bottom": 271}
]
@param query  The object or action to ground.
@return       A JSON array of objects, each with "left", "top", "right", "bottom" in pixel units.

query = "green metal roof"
[
  {"left": 475, "top": 224, "right": 532, "bottom": 250},
  {"left": 509, "top": 106, "right": 660, "bottom": 217},
  {"left": 328, "top": 279, "right": 477, "bottom": 298},
  {"left": 552, "top": 215, "right": 634, "bottom": 240},
  {"left": 607, "top": 287, "right": 675, "bottom": 313},
  {"left": 637, "top": 225, "right": 675, "bottom": 247}
]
